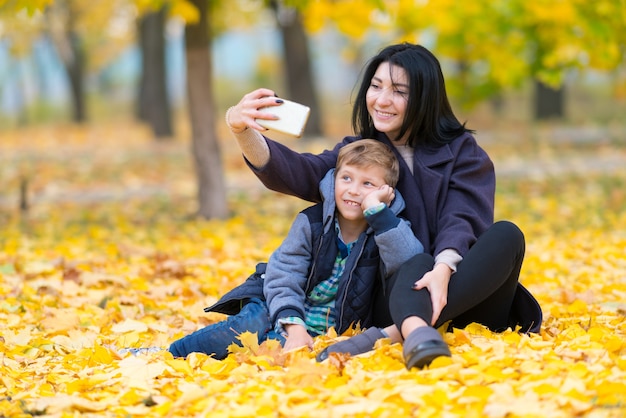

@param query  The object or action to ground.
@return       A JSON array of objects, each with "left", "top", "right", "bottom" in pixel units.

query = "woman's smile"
[{"left": 374, "top": 109, "right": 397, "bottom": 119}]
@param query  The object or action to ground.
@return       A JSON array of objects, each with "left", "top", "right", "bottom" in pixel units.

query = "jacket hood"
[{"left": 319, "top": 168, "right": 407, "bottom": 233}]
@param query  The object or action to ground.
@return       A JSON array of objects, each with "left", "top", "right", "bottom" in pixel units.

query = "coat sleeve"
[
  {"left": 366, "top": 206, "right": 425, "bottom": 277},
  {"left": 247, "top": 136, "right": 358, "bottom": 203},
  {"left": 263, "top": 213, "right": 315, "bottom": 325},
  {"left": 434, "top": 136, "right": 495, "bottom": 257}
]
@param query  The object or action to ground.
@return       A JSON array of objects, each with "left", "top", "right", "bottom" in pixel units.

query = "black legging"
[{"left": 374, "top": 220, "right": 525, "bottom": 333}]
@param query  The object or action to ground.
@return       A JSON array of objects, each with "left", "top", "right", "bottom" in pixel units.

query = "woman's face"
[{"left": 366, "top": 62, "right": 409, "bottom": 143}]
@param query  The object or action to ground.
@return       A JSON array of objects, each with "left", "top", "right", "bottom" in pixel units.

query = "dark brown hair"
[{"left": 352, "top": 43, "right": 473, "bottom": 147}]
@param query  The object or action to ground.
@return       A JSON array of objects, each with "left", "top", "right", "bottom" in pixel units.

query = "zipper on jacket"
[
  {"left": 336, "top": 235, "right": 368, "bottom": 332},
  {"left": 305, "top": 227, "right": 328, "bottom": 291}
]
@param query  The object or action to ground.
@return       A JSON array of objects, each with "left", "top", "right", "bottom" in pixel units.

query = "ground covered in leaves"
[{"left": 1, "top": 121, "right": 625, "bottom": 417}]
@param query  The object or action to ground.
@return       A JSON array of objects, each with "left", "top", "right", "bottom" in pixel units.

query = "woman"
[{"left": 224, "top": 43, "right": 541, "bottom": 369}]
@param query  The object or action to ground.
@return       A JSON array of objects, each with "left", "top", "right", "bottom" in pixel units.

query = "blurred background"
[{"left": 1, "top": 0, "right": 625, "bottom": 220}]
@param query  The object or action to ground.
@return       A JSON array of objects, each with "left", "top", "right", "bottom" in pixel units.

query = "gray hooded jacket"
[{"left": 263, "top": 169, "right": 424, "bottom": 333}]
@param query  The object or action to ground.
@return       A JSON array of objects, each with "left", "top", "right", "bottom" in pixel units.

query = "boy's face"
[{"left": 334, "top": 163, "right": 388, "bottom": 222}]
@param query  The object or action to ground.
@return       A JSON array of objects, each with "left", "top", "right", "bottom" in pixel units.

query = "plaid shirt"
[{"left": 277, "top": 220, "right": 355, "bottom": 336}]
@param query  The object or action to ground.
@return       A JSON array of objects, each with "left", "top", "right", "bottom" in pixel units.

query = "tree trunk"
[
  {"left": 46, "top": 0, "right": 87, "bottom": 123},
  {"left": 137, "top": 7, "right": 173, "bottom": 139},
  {"left": 185, "top": 0, "right": 228, "bottom": 219},
  {"left": 270, "top": 1, "right": 323, "bottom": 138},
  {"left": 65, "top": 30, "right": 86, "bottom": 123},
  {"left": 534, "top": 79, "right": 564, "bottom": 120}
]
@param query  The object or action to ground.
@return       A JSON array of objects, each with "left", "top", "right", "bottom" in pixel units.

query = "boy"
[{"left": 168, "top": 140, "right": 424, "bottom": 358}]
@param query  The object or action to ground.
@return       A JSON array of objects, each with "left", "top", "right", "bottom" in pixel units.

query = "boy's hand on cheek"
[{"left": 362, "top": 185, "right": 394, "bottom": 211}]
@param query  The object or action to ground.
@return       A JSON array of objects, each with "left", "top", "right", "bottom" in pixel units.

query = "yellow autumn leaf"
[
  {"left": 165, "top": 358, "right": 193, "bottom": 375},
  {"left": 227, "top": 330, "right": 260, "bottom": 355},
  {"left": 168, "top": 0, "right": 200, "bottom": 24},
  {"left": 171, "top": 383, "right": 208, "bottom": 408},
  {"left": 118, "top": 387, "right": 147, "bottom": 406},
  {"left": 68, "top": 343, "right": 116, "bottom": 368},
  {"left": 40, "top": 308, "right": 80, "bottom": 334},
  {"left": 461, "top": 384, "right": 493, "bottom": 401},
  {"left": 595, "top": 381, "right": 626, "bottom": 406},
  {"left": 111, "top": 319, "right": 149, "bottom": 334},
  {"left": 29, "top": 394, "right": 111, "bottom": 414},
  {"left": 117, "top": 356, "right": 167, "bottom": 388},
  {"left": 567, "top": 299, "right": 590, "bottom": 314},
  {"left": 428, "top": 355, "right": 454, "bottom": 369}
]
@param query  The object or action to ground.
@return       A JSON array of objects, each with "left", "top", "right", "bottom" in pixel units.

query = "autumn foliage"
[{"left": 1, "top": 121, "right": 625, "bottom": 417}]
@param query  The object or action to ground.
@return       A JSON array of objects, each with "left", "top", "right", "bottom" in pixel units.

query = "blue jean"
[{"left": 168, "top": 298, "right": 285, "bottom": 359}]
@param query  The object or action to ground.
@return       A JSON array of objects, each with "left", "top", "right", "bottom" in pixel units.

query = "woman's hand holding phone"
[{"left": 226, "top": 88, "right": 310, "bottom": 137}]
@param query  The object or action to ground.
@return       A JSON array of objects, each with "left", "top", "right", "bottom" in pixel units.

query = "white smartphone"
[{"left": 255, "top": 99, "right": 311, "bottom": 138}]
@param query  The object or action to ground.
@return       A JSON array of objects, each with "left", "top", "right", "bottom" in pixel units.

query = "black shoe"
[
  {"left": 316, "top": 327, "right": 385, "bottom": 362},
  {"left": 402, "top": 327, "right": 451, "bottom": 369},
  {"left": 404, "top": 339, "right": 451, "bottom": 369},
  {"left": 316, "top": 348, "right": 330, "bottom": 362}
]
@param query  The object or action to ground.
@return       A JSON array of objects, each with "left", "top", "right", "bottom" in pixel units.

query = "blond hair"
[{"left": 336, "top": 139, "right": 400, "bottom": 187}]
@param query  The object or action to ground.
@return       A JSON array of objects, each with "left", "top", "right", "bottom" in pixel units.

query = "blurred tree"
[
  {"left": 405, "top": 0, "right": 625, "bottom": 119},
  {"left": 534, "top": 80, "right": 564, "bottom": 120},
  {"left": 268, "top": 0, "right": 323, "bottom": 138},
  {"left": 0, "top": 0, "right": 136, "bottom": 123},
  {"left": 0, "top": 2, "right": 54, "bottom": 124},
  {"left": 210, "top": 0, "right": 325, "bottom": 138},
  {"left": 0, "top": 0, "right": 54, "bottom": 16},
  {"left": 184, "top": 0, "right": 228, "bottom": 219},
  {"left": 136, "top": 5, "right": 173, "bottom": 138},
  {"left": 130, "top": 0, "right": 229, "bottom": 217},
  {"left": 2, "top": 0, "right": 227, "bottom": 219},
  {"left": 302, "top": 0, "right": 626, "bottom": 120},
  {"left": 45, "top": 0, "right": 86, "bottom": 122},
  {"left": 2, "top": 0, "right": 175, "bottom": 136}
]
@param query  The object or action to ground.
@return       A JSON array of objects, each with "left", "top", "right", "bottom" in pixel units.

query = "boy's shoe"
[
  {"left": 316, "top": 327, "right": 385, "bottom": 362},
  {"left": 403, "top": 326, "right": 450, "bottom": 369}
]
